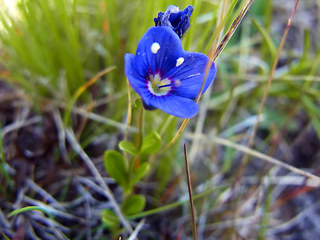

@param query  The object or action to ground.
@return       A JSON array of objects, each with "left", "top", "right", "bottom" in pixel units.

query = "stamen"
[
  {"left": 159, "top": 84, "right": 172, "bottom": 89},
  {"left": 147, "top": 74, "right": 172, "bottom": 96}
]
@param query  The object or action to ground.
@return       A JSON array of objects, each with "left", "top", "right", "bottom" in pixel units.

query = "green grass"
[{"left": 1, "top": 0, "right": 320, "bottom": 239}]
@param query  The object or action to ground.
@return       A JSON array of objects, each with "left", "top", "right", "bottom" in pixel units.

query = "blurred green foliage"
[{"left": 1, "top": 0, "right": 320, "bottom": 238}]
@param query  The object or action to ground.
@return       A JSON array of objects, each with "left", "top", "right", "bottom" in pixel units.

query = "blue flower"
[
  {"left": 125, "top": 26, "right": 216, "bottom": 118},
  {"left": 154, "top": 5, "right": 194, "bottom": 38}
]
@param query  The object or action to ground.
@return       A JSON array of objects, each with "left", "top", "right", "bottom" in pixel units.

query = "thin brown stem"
[
  {"left": 167, "top": 0, "right": 255, "bottom": 149},
  {"left": 239, "top": 0, "right": 300, "bottom": 172},
  {"left": 196, "top": 0, "right": 229, "bottom": 103},
  {"left": 184, "top": 144, "right": 197, "bottom": 240},
  {"left": 212, "top": 0, "right": 255, "bottom": 62}
]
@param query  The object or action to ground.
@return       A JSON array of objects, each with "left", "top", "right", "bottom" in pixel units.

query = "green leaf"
[
  {"left": 2, "top": 233, "right": 10, "bottom": 240},
  {"left": 130, "top": 163, "right": 150, "bottom": 188},
  {"left": 121, "top": 194, "right": 146, "bottom": 216},
  {"left": 104, "top": 150, "right": 127, "bottom": 188},
  {"left": 101, "top": 209, "right": 119, "bottom": 229},
  {"left": 119, "top": 140, "right": 138, "bottom": 156},
  {"left": 302, "top": 29, "right": 310, "bottom": 59},
  {"left": 312, "top": 117, "right": 320, "bottom": 140},
  {"left": 140, "top": 131, "right": 161, "bottom": 155},
  {"left": 222, "top": 147, "right": 236, "bottom": 173},
  {"left": 302, "top": 96, "right": 320, "bottom": 118},
  {"left": 134, "top": 98, "right": 143, "bottom": 109},
  {"left": 302, "top": 96, "right": 320, "bottom": 139},
  {"left": 251, "top": 18, "right": 277, "bottom": 62},
  {"left": 8, "top": 206, "right": 54, "bottom": 218}
]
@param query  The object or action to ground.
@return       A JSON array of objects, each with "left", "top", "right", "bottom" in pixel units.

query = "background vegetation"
[{"left": 1, "top": 0, "right": 320, "bottom": 239}]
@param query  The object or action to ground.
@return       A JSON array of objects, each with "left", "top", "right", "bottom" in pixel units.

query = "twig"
[
  {"left": 1, "top": 116, "right": 41, "bottom": 137},
  {"left": 23, "top": 196, "right": 84, "bottom": 223},
  {"left": 204, "top": 215, "right": 257, "bottom": 230},
  {"left": 0, "top": 209, "right": 12, "bottom": 233},
  {"left": 65, "top": 129, "right": 133, "bottom": 233},
  {"left": 127, "top": 218, "right": 145, "bottom": 240},
  {"left": 188, "top": 134, "right": 320, "bottom": 186},
  {"left": 268, "top": 199, "right": 320, "bottom": 235},
  {"left": 26, "top": 179, "right": 61, "bottom": 208},
  {"left": 75, "top": 176, "right": 110, "bottom": 196},
  {"left": 70, "top": 106, "right": 138, "bottom": 133},
  {"left": 184, "top": 144, "right": 197, "bottom": 240},
  {"left": 52, "top": 108, "right": 68, "bottom": 162}
]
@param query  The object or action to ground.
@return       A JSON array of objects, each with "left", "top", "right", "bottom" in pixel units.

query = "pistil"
[{"left": 147, "top": 74, "right": 172, "bottom": 96}]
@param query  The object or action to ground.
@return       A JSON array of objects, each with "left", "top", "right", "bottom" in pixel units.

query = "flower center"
[{"left": 147, "top": 74, "right": 172, "bottom": 96}]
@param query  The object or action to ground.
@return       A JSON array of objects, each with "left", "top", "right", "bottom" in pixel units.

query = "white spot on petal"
[
  {"left": 176, "top": 57, "right": 184, "bottom": 67},
  {"left": 174, "top": 80, "right": 181, "bottom": 86},
  {"left": 186, "top": 73, "right": 201, "bottom": 78},
  {"left": 151, "top": 42, "right": 160, "bottom": 54}
]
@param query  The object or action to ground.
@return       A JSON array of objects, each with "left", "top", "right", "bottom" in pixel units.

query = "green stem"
[
  {"left": 136, "top": 107, "right": 145, "bottom": 150},
  {"left": 184, "top": 144, "right": 197, "bottom": 240},
  {"left": 127, "top": 185, "right": 227, "bottom": 220}
]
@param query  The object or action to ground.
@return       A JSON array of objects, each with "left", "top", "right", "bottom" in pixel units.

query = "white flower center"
[{"left": 147, "top": 74, "right": 172, "bottom": 96}]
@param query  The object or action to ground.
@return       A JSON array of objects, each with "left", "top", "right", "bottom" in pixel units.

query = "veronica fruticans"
[{"left": 125, "top": 6, "right": 216, "bottom": 118}]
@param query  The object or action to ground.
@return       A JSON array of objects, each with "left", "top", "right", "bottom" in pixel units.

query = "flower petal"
[
  {"left": 163, "top": 52, "right": 216, "bottom": 99},
  {"left": 134, "top": 26, "right": 183, "bottom": 77},
  {"left": 144, "top": 94, "right": 199, "bottom": 118},
  {"left": 125, "top": 53, "right": 164, "bottom": 107},
  {"left": 125, "top": 53, "right": 147, "bottom": 97}
]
